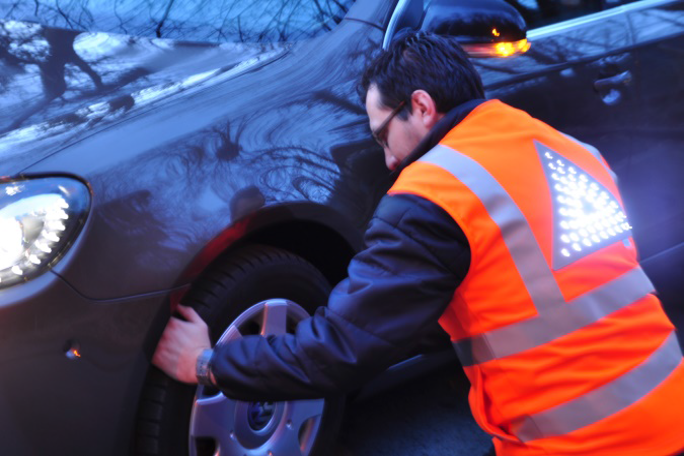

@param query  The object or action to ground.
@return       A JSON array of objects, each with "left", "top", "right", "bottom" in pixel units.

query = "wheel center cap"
[{"left": 247, "top": 401, "right": 276, "bottom": 431}]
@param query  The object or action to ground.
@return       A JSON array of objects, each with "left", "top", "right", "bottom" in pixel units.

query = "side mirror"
[{"left": 421, "top": 0, "right": 530, "bottom": 58}]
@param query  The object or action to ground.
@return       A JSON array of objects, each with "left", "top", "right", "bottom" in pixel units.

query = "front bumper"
[{"left": 0, "top": 270, "right": 167, "bottom": 456}]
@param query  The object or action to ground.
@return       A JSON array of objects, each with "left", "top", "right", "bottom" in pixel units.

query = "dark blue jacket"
[{"left": 211, "top": 100, "right": 485, "bottom": 401}]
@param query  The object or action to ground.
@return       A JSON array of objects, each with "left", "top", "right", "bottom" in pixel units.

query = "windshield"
[{"left": 0, "top": 0, "right": 355, "bottom": 43}]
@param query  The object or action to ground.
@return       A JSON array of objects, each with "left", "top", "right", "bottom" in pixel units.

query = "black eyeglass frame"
[{"left": 372, "top": 100, "right": 406, "bottom": 148}]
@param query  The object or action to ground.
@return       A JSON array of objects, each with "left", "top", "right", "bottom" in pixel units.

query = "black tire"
[{"left": 135, "top": 244, "right": 344, "bottom": 456}]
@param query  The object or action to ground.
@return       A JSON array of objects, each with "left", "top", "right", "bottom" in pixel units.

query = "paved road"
[{"left": 332, "top": 364, "right": 492, "bottom": 456}]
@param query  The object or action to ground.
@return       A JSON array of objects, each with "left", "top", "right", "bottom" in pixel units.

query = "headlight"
[{"left": 0, "top": 177, "right": 90, "bottom": 289}]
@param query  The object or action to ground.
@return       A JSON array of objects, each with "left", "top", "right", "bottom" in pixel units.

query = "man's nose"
[{"left": 385, "top": 150, "right": 398, "bottom": 171}]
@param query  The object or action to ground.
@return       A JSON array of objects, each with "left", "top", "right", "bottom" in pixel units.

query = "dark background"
[{"left": 332, "top": 365, "right": 492, "bottom": 456}]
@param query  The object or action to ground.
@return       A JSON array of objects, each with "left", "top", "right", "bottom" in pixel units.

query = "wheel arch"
[{"left": 180, "top": 202, "right": 364, "bottom": 290}]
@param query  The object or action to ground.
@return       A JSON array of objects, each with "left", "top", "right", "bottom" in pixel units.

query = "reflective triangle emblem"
[{"left": 535, "top": 141, "right": 633, "bottom": 270}]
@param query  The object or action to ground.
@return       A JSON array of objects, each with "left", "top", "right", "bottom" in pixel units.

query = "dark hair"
[{"left": 359, "top": 30, "right": 485, "bottom": 117}]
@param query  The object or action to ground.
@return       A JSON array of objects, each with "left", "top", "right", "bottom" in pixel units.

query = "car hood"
[{"left": 0, "top": 20, "right": 289, "bottom": 175}]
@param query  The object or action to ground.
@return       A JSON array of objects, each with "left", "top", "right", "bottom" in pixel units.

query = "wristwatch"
[{"left": 196, "top": 348, "right": 215, "bottom": 386}]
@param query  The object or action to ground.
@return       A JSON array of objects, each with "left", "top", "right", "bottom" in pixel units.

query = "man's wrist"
[{"left": 196, "top": 348, "right": 215, "bottom": 386}]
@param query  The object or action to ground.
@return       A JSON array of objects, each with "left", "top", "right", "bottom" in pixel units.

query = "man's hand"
[{"left": 152, "top": 305, "right": 211, "bottom": 384}]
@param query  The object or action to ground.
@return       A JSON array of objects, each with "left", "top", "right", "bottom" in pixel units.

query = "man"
[{"left": 153, "top": 32, "right": 684, "bottom": 455}]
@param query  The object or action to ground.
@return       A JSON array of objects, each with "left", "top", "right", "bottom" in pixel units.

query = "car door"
[{"left": 477, "top": 1, "right": 639, "bottom": 187}]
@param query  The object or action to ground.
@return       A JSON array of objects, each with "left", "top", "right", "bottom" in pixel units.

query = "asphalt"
[{"left": 332, "top": 364, "right": 491, "bottom": 456}]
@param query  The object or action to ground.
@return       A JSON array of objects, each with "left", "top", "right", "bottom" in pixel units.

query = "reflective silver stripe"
[
  {"left": 511, "top": 332, "right": 683, "bottom": 442},
  {"left": 452, "top": 267, "right": 655, "bottom": 366},
  {"left": 420, "top": 145, "right": 565, "bottom": 312},
  {"left": 422, "top": 145, "right": 654, "bottom": 366},
  {"left": 561, "top": 133, "right": 617, "bottom": 182},
  {"left": 421, "top": 144, "right": 677, "bottom": 441}
]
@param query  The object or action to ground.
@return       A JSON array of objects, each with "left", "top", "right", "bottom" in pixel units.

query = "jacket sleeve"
[{"left": 210, "top": 193, "right": 471, "bottom": 401}]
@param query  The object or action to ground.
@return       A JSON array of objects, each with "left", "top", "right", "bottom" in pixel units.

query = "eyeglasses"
[{"left": 372, "top": 101, "right": 406, "bottom": 148}]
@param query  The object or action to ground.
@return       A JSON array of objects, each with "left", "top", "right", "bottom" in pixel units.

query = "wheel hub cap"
[
  {"left": 188, "top": 299, "right": 326, "bottom": 456},
  {"left": 247, "top": 401, "right": 276, "bottom": 431}
]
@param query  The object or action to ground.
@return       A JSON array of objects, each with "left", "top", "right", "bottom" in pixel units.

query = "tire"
[{"left": 135, "top": 244, "right": 344, "bottom": 456}]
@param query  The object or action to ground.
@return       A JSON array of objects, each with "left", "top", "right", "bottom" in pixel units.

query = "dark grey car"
[{"left": 0, "top": 0, "right": 682, "bottom": 455}]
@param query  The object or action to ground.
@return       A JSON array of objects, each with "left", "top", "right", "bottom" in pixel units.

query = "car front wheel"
[{"left": 135, "top": 244, "right": 343, "bottom": 456}]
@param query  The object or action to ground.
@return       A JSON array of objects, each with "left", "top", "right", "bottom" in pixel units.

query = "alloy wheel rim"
[{"left": 188, "top": 299, "right": 325, "bottom": 456}]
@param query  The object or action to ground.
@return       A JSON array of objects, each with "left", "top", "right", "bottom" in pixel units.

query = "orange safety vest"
[{"left": 389, "top": 100, "right": 684, "bottom": 456}]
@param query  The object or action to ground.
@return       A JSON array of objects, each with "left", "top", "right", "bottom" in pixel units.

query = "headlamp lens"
[{"left": 0, "top": 177, "right": 89, "bottom": 288}]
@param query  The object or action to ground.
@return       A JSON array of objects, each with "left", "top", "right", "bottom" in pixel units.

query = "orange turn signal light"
[{"left": 463, "top": 39, "right": 531, "bottom": 58}]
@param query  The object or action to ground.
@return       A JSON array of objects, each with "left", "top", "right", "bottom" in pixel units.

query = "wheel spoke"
[
  {"left": 260, "top": 301, "right": 289, "bottom": 336},
  {"left": 287, "top": 399, "right": 324, "bottom": 434},
  {"left": 190, "top": 393, "right": 236, "bottom": 450},
  {"left": 263, "top": 400, "right": 324, "bottom": 456},
  {"left": 269, "top": 427, "right": 305, "bottom": 456},
  {"left": 219, "top": 324, "right": 243, "bottom": 345}
]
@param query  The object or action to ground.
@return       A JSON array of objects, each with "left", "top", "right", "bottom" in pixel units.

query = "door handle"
[{"left": 594, "top": 70, "right": 632, "bottom": 91}]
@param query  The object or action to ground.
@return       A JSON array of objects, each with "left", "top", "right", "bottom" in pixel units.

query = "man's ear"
[{"left": 410, "top": 90, "right": 443, "bottom": 129}]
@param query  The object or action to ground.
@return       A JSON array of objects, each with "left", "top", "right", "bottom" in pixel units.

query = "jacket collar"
[{"left": 391, "top": 98, "right": 486, "bottom": 178}]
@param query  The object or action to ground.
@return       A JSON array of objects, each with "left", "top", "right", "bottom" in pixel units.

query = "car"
[{"left": 0, "top": 0, "right": 682, "bottom": 455}]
